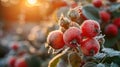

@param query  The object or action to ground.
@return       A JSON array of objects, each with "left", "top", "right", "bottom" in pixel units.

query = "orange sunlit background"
[
  {"left": 0, "top": 0, "right": 68, "bottom": 22},
  {"left": 0, "top": 0, "right": 70, "bottom": 32},
  {"left": 27, "top": 0, "right": 37, "bottom": 5},
  {"left": 0, "top": 0, "right": 69, "bottom": 66},
  {"left": 1, "top": 0, "right": 48, "bottom": 22}
]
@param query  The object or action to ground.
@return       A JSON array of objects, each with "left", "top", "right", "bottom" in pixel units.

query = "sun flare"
[{"left": 27, "top": 0, "right": 37, "bottom": 5}]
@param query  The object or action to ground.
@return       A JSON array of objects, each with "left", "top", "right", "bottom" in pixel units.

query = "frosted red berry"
[
  {"left": 105, "top": 24, "right": 118, "bottom": 37},
  {"left": 15, "top": 58, "right": 28, "bottom": 67},
  {"left": 81, "top": 38, "right": 100, "bottom": 56},
  {"left": 47, "top": 30, "right": 65, "bottom": 49},
  {"left": 8, "top": 56, "right": 16, "bottom": 67},
  {"left": 81, "top": 20, "right": 100, "bottom": 38},
  {"left": 11, "top": 43, "right": 19, "bottom": 51},
  {"left": 99, "top": 11, "right": 111, "bottom": 22},
  {"left": 92, "top": 0, "right": 102, "bottom": 8},
  {"left": 63, "top": 27, "right": 82, "bottom": 47},
  {"left": 113, "top": 18, "right": 120, "bottom": 28}
]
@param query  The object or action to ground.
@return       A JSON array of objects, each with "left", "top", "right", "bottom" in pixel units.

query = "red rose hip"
[
  {"left": 99, "top": 11, "right": 111, "bottom": 22},
  {"left": 92, "top": 0, "right": 102, "bottom": 8},
  {"left": 105, "top": 24, "right": 118, "bottom": 37},
  {"left": 8, "top": 56, "right": 17, "bottom": 67},
  {"left": 113, "top": 17, "right": 120, "bottom": 28},
  {"left": 15, "top": 58, "right": 28, "bottom": 67},
  {"left": 47, "top": 30, "right": 65, "bottom": 49},
  {"left": 11, "top": 43, "right": 19, "bottom": 51},
  {"left": 81, "top": 20, "right": 100, "bottom": 38},
  {"left": 81, "top": 38, "right": 100, "bottom": 56},
  {"left": 63, "top": 27, "right": 82, "bottom": 47}
]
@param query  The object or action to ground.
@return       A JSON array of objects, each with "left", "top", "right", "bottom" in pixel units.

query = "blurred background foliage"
[{"left": 0, "top": 0, "right": 120, "bottom": 67}]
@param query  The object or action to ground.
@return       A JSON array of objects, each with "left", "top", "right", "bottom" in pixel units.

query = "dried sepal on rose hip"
[
  {"left": 47, "top": 30, "right": 65, "bottom": 49},
  {"left": 63, "top": 27, "right": 82, "bottom": 48},
  {"left": 75, "top": 7, "right": 88, "bottom": 25},
  {"left": 69, "top": 21, "right": 80, "bottom": 29},
  {"left": 81, "top": 38, "right": 100, "bottom": 56},
  {"left": 79, "top": 12, "right": 87, "bottom": 20},
  {"left": 59, "top": 15, "right": 70, "bottom": 29},
  {"left": 67, "top": 8, "right": 80, "bottom": 22},
  {"left": 81, "top": 20, "right": 100, "bottom": 38},
  {"left": 78, "top": 7, "right": 87, "bottom": 20},
  {"left": 59, "top": 27, "right": 67, "bottom": 33}
]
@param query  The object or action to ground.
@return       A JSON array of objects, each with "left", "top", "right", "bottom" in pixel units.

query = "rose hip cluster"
[
  {"left": 104, "top": 18, "right": 120, "bottom": 37},
  {"left": 8, "top": 56, "right": 27, "bottom": 67},
  {"left": 47, "top": 9, "right": 102, "bottom": 56},
  {"left": 7, "top": 43, "right": 28, "bottom": 67},
  {"left": 92, "top": 0, "right": 120, "bottom": 37}
]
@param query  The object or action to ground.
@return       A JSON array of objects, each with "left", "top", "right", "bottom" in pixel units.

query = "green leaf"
[
  {"left": 109, "top": 3, "right": 120, "bottom": 18},
  {"left": 0, "top": 45, "right": 9, "bottom": 58},
  {"left": 48, "top": 48, "right": 69, "bottom": 67},
  {"left": 94, "top": 53, "right": 106, "bottom": 59},
  {"left": 69, "top": 53, "right": 81, "bottom": 67},
  {"left": 109, "top": 3, "right": 120, "bottom": 12},
  {"left": 117, "top": 29, "right": 120, "bottom": 39},
  {"left": 104, "top": 63, "right": 111, "bottom": 67},
  {"left": 82, "top": 5, "right": 100, "bottom": 22},
  {"left": 104, "top": 37, "right": 117, "bottom": 47},
  {"left": 26, "top": 55, "right": 41, "bottom": 67},
  {"left": 102, "top": 48, "right": 120, "bottom": 57},
  {"left": 57, "top": 59, "right": 67, "bottom": 67},
  {"left": 48, "top": 53, "right": 64, "bottom": 67},
  {"left": 83, "top": 62, "right": 97, "bottom": 67},
  {"left": 111, "top": 62, "right": 119, "bottom": 67},
  {"left": 97, "top": 63, "right": 119, "bottom": 67},
  {"left": 104, "top": 29, "right": 120, "bottom": 47},
  {"left": 0, "top": 58, "right": 7, "bottom": 67},
  {"left": 112, "top": 56, "right": 120, "bottom": 66},
  {"left": 102, "top": 57, "right": 119, "bottom": 65},
  {"left": 97, "top": 63, "right": 105, "bottom": 67},
  {"left": 112, "top": 10, "right": 120, "bottom": 18}
]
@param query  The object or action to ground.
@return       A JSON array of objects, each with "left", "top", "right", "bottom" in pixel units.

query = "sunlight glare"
[{"left": 27, "top": 0, "right": 37, "bottom": 5}]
